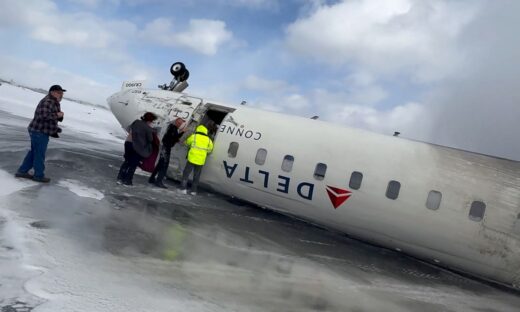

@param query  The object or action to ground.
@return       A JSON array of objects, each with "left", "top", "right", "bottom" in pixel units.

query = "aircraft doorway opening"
[
  {"left": 167, "top": 103, "right": 234, "bottom": 180},
  {"left": 198, "top": 104, "right": 235, "bottom": 140}
]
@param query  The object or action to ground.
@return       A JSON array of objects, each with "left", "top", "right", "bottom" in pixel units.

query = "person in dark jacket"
[
  {"left": 148, "top": 118, "right": 185, "bottom": 188},
  {"left": 117, "top": 112, "right": 157, "bottom": 186},
  {"left": 15, "top": 85, "right": 66, "bottom": 183}
]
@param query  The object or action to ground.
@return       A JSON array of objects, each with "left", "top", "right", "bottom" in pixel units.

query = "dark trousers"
[
  {"left": 150, "top": 147, "right": 171, "bottom": 183},
  {"left": 18, "top": 130, "right": 50, "bottom": 179},
  {"left": 181, "top": 161, "right": 203, "bottom": 192},
  {"left": 117, "top": 141, "right": 143, "bottom": 184}
]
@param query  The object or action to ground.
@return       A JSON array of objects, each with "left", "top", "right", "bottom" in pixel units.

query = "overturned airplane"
[{"left": 108, "top": 62, "right": 520, "bottom": 289}]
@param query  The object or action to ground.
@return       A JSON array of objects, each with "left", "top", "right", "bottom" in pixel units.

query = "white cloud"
[
  {"left": 67, "top": 0, "right": 120, "bottom": 9},
  {"left": 175, "top": 19, "right": 233, "bottom": 55},
  {"left": 218, "top": 0, "right": 280, "bottom": 10},
  {"left": 242, "top": 75, "right": 294, "bottom": 93},
  {"left": 33, "top": 14, "right": 135, "bottom": 50},
  {"left": 0, "top": 0, "right": 158, "bottom": 90},
  {"left": 140, "top": 18, "right": 233, "bottom": 55},
  {"left": 0, "top": 0, "right": 56, "bottom": 28},
  {"left": 251, "top": 92, "right": 311, "bottom": 113},
  {"left": 65, "top": 0, "right": 106, "bottom": 8},
  {"left": 343, "top": 72, "right": 388, "bottom": 105},
  {"left": 297, "top": 88, "right": 426, "bottom": 137},
  {"left": 241, "top": 84, "right": 426, "bottom": 139},
  {"left": 0, "top": 0, "right": 135, "bottom": 49},
  {"left": 285, "top": 0, "right": 480, "bottom": 81},
  {"left": 0, "top": 55, "right": 115, "bottom": 106},
  {"left": 282, "top": 0, "right": 520, "bottom": 159},
  {"left": 283, "top": 93, "right": 310, "bottom": 111}
]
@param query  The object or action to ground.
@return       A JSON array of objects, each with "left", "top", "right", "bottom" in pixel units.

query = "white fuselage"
[{"left": 108, "top": 87, "right": 520, "bottom": 289}]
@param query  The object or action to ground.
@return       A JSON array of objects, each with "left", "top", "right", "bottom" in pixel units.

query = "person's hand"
[{"left": 57, "top": 112, "right": 64, "bottom": 118}]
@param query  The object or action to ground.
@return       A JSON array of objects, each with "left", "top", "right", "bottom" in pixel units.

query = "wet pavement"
[{"left": 1, "top": 108, "right": 520, "bottom": 311}]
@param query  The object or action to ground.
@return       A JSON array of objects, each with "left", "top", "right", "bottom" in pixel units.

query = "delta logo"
[{"left": 326, "top": 185, "right": 352, "bottom": 209}]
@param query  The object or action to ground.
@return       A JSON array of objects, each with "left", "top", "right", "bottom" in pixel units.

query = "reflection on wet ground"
[{"left": 1, "top": 112, "right": 519, "bottom": 312}]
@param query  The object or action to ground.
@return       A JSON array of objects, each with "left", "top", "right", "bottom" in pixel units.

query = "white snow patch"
[
  {"left": 57, "top": 179, "right": 104, "bottom": 200},
  {"left": 0, "top": 83, "right": 125, "bottom": 144},
  {"left": 0, "top": 169, "right": 35, "bottom": 196}
]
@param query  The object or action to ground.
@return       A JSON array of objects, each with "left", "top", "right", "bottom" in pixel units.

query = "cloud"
[
  {"left": 421, "top": 1, "right": 520, "bottom": 160},
  {"left": 140, "top": 18, "right": 233, "bottom": 55},
  {"left": 65, "top": 0, "right": 119, "bottom": 9},
  {"left": 0, "top": 0, "right": 161, "bottom": 90},
  {"left": 342, "top": 72, "right": 388, "bottom": 105},
  {"left": 250, "top": 92, "right": 311, "bottom": 113},
  {"left": 0, "top": 0, "right": 56, "bottom": 28},
  {"left": 0, "top": 55, "right": 116, "bottom": 106},
  {"left": 282, "top": 0, "right": 519, "bottom": 159},
  {"left": 242, "top": 75, "right": 295, "bottom": 93},
  {"left": 0, "top": 0, "right": 135, "bottom": 49},
  {"left": 296, "top": 88, "right": 427, "bottom": 137},
  {"left": 285, "top": 0, "right": 480, "bottom": 81},
  {"left": 217, "top": 0, "right": 280, "bottom": 10}
]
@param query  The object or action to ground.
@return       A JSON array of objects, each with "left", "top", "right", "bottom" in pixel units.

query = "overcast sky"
[{"left": 0, "top": 0, "right": 518, "bottom": 160}]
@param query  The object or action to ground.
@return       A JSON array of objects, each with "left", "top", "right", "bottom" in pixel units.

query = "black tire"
[
  {"left": 170, "top": 62, "right": 186, "bottom": 77},
  {"left": 178, "top": 69, "right": 189, "bottom": 82}
]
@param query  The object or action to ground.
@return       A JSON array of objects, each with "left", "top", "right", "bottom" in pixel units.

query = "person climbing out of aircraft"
[
  {"left": 148, "top": 117, "right": 186, "bottom": 189},
  {"left": 205, "top": 120, "right": 219, "bottom": 139},
  {"left": 117, "top": 112, "right": 157, "bottom": 186},
  {"left": 15, "top": 84, "right": 66, "bottom": 183},
  {"left": 179, "top": 124, "right": 214, "bottom": 195}
]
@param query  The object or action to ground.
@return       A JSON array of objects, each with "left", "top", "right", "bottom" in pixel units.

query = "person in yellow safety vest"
[{"left": 180, "top": 124, "right": 214, "bottom": 195}]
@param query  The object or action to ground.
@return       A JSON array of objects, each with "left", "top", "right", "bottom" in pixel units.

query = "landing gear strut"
[{"left": 159, "top": 61, "right": 190, "bottom": 92}]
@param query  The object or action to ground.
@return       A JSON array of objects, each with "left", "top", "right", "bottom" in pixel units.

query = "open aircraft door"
[{"left": 167, "top": 102, "right": 235, "bottom": 180}]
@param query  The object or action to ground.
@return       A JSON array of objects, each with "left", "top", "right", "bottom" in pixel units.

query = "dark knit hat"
[{"left": 141, "top": 112, "right": 157, "bottom": 122}]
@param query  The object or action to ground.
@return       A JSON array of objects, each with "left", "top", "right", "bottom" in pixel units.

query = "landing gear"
[
  {"left": 170, "top": 62, "right": 189, "bottom": 82},
  {"left": 159, "top": 61, "right": 190, "bottom": 92}
]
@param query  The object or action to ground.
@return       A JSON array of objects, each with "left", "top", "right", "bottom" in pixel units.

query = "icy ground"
[{"left": 0, "top": 83, "right": 519, "bottom": 312}]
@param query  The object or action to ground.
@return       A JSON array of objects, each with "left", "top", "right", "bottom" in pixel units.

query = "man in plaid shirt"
[{"left": 15, "top": 85, "right": 66, "bottom": 183}]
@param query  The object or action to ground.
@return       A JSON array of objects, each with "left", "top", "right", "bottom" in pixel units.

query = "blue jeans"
[
  {"left": 18, "top": 130, "right": 50, "bottom": 178},
  {"left": 181, "top": 161, "right": 203, "bottom": 192}
]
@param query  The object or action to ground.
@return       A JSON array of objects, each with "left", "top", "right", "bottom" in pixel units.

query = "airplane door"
[
  {"left": 155, "top": 95, "right": 202, "bottom": 139},
  {"left": 166, "top": 103, "right": 235, "bottom": 181},
  {"left": 166, "top": 95, "right": 202, "bottom": 124}
]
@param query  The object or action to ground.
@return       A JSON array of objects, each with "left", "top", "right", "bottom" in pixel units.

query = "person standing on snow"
[
  {"left": 179, "top": 124, "right": 213, "bottom": 195},
  {"left": 148, "top": 117, "right": 186, "bottom": 188},
  {"left": 117, "top": 112, "right": 158, "bottom": 186},
  {"left": 15, "top": 85, "right": 66, "bottom": 183}
]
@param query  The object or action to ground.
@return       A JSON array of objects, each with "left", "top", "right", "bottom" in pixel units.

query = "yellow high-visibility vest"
[{"left": 185, "top": 125, "right": 214, "bottom": 165}]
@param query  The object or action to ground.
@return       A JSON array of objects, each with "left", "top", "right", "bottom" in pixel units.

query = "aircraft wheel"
[
  {"left": 177, "top": 69, "right": 189, "bottom": 82},
  {"left": 170, "top": 62, "right": 186, "bottom": 77}
]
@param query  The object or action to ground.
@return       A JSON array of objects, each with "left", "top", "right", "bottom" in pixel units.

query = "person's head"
[
  {"left": 174, "top": 117, "right": 185, "bottom": 128},
  {"left": 195, "top": 124, "right": 208, "bottom": 135},
  {"left": 49, "top": 85, "right": 66, "bottom": 102},
  {"left": 141, "top": 112, "right": 157, "bottom": 124}
]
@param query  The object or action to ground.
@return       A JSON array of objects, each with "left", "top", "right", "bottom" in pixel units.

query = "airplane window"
[
  {"left": 314, "top": 163, "right": 327, "bottom": 180},
  {"left": 281, "top": 155, "right": 294, "bottom": 172},
  {"left": 386, "top": 180, "right": 401, "bottom": 200},
  {"left": 228, "top": 142, "right": 239, "bottom": 158},
  {"left": 469, "top": 201, "right": 486, "bottom": 222},
  {"left": 426, "top": 190, "right": 442, "bottom": 210},
  {"left": 349, "top": 171, "right": 363, "bottom": 190},
  {"left": 255, "top": 148, "right": 267, "bottom": 165}
]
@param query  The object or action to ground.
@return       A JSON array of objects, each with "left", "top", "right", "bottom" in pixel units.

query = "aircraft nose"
[{"left": 107, "top": 91, "right": 139, "bottom": 130}]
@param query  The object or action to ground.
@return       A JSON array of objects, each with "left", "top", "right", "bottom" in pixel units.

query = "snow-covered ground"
[
  {"left": 0, "top": 83, "right": 519, "bottom": 312},
  {"left": 0, "top": 83, "right": 124, "bottom": 145}
]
